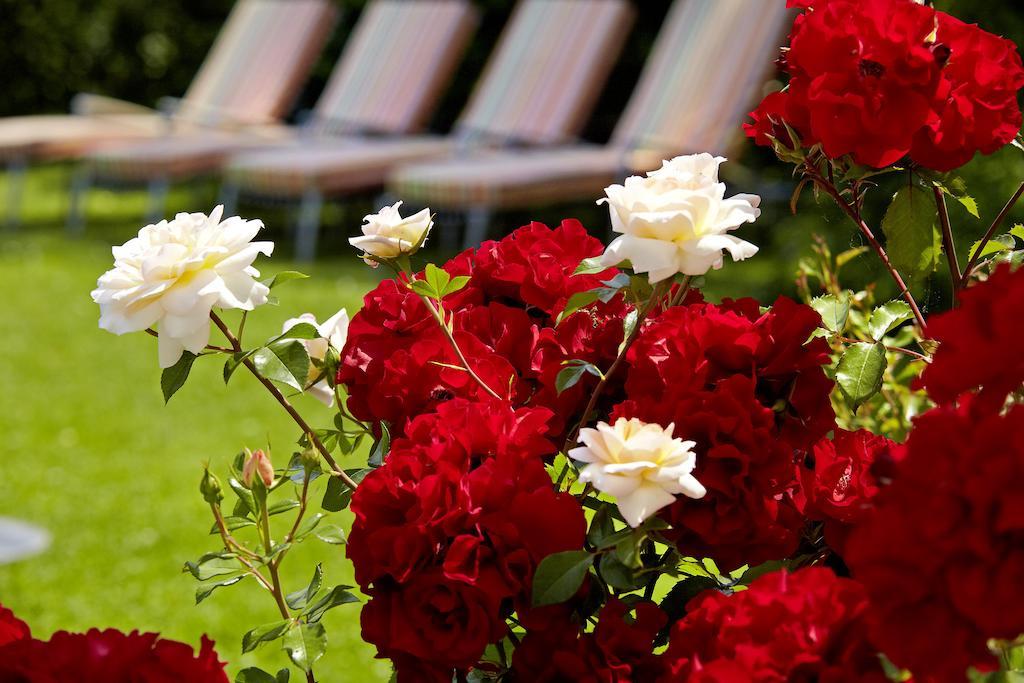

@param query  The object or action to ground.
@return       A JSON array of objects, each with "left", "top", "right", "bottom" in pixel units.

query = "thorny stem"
[
  {"left": 259, "top": 496, "right": 292, "bottom": 620},
  {"left": 805, "top": 168, "right": 929, "bottom": 332},
  {"left": 209, "top": 312, "right": 359, "bottom": 491},
  {"left": 564, "top": 281, "right": 673, "bottom": 453},
  {"left": 210, "top": 504, "right": 274, "bottom": 593},
  {"left": 960, "top": 181, "right": 1024, "bottom": 285},
  {"left": 414, "top": 293, "right": 502, "bottom": 400},
  {"left": 932, "top": 185, "right": 961, "bottom": 297}
]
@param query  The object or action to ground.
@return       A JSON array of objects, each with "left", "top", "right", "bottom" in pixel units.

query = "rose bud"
[
  {"left": 199, "top": 467, "right": 223, "bottom": 505},
  {"left": 242, "top": 449, "right": 275, "bottom": 489}
]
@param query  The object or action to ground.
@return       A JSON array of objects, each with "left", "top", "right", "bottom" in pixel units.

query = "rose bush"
[{"left": 57, "top": 1, "right": 1024, "bottom": 680}]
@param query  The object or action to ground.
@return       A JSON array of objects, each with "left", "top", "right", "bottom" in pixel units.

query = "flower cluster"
[
  {"left": 337, "top": 219, "right": 627, "bottom": 440},
  {"left": 846, "top": 270, "right": 1024, "bottom": 680},
  {"left": 347, "top": 399, "right": 587, "bottom": 682},
  {"left": 659, "top": 567, "right": 888, "bottom": 681},
  {"left": 613, "top": 297, "right": 835, "bottom": 569},
  {"left": 746, "top": 0, "right": 1024, "bottom": 171},
  {"left": 0, "top": 604, "right": 227, "bottom": 682}
]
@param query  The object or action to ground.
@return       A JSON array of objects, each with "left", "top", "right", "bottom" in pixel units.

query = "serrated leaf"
[
  {"left": 223, "top": 350, "right": 257, "bottom": 384},
  {"left": 1010, "top": 224, "right": 1024, "bottom": 241},
  {"left": 161, "top": 351, "right": 198, "bottom": 403},
  {"left": 321, "top": 469, "right": 372, "bottom": 511},
  {"left": 868, "top": 301, "right": 914, "bottom": 340},
  {"left": 968, "top": 234, "right": 1015, "bottom": 262},
  {"left": 304, "top": 585, "right": 360, "bottom": 622},
  {"left": 882, "top": 186, "right": 940, "bottom": 284},
  {"left": 234, "top": 667, "right": 283, "bottom": 683},
  {"left": 598, "top": 552, "right": 640, "bottom": 590},
  {"left": 573, "top": 256, "right": 608, "bottom": 275},
  {"left": 286, "top": 564, "right": 323, "bottom": 611},
  {"left": 836, "top": 342, "right": 887, "bottom": 409},
  {"left": 424, "top": 263, "right": 451, "bottom": 298},
  {"left": 810, "top": 292, "right": 851, "bottom": 333},
  {"left": 229, "top": 478, "right": 257, "bottom": 516},
  {"left": 282, "top": 622, "right": 327, "bottom": 672},
  {"left": 408, "top": 280, "right": 437, "bottom": 297},
  {"left": 278, "top": 322, "right": 319, "bottom": 340},
  {"left": 555, "top": 360, "right": 602, "bottom": 394},
  {"left": 313, "top": 524, "right": 347, "bottom": 545},
  {"left": 263, "top": 271, "right": 309, "bottom": 290},
  {"left": 441, "top": 275, "right": 471, "bottom": 298},
  {"left": 252, "top": 340, "right": 310, "bottom": 391},
  {"left": 195, "top": 574, "right": 245, "bottom": 604},
  {"left": 184, "top": 554, "right": 240, "bottom": 581},
  {"left": 242, "top": 620, "right": 291, "bottom": 653},
  {"left": 532, "top": 550, "right": 593, "bottom": 606},
  {"left": 557, "top": 290, "right": 600, "bottom": 324}
]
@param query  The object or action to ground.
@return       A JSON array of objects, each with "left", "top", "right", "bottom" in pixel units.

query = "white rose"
[
  {"left": 349, "top": 201, "right": 432, "bottom": 262},
  {"left": 281, "top": 308, "right": 349, "bottom": 406},
  {"left": 91, "top": 205, "right": 273, "bottom": 368},
  {"left": 599, "top": 154, "right": 760, "bottom": 283},
  {"left": 569, "top": 417, "right": 706, "bottom": 528}
]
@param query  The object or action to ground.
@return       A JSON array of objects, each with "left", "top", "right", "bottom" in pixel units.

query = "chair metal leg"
[
  {"left": 218, "top": 180, "right": 240, "bottom": 216},
  {"left": 295, "top": 186, "right": 324, "bottom": 262},
  {"left": 4, "top": 156, "right": 27, "bottom": 230},
  {"left": 66, "top": 165, "right": 93, "bottom": 235},
  {"left": 145, "top": 175, "right": 171, "bottom": 225},
  {"left": 462, "top": 207, "right": 492, "bottom": 250}
]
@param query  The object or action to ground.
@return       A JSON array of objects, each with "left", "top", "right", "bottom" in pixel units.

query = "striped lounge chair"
[
  {"left": 1, "top": 0, "right": 337, "bottom": 228},
  {"left": 221, "top": 0, "right": 637, "bottom": 262},
  {"left": 71, "top": 0, "right": 480, "bottom": 232},
  {"left": 388, "top": 0, "right": 793, "bottom": 247}
]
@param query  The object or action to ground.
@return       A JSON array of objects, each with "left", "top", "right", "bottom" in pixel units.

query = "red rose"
[
  {"left": 512, "top": 599, "right": 666, "bottom": 682},
  {"left": 918, "top": 264, "right": 1024, "bottom": 412},
  {"left": 911, "top": 12, "right": 1024, "bottom": 171},
  {"left": 801, "top": 429, "right": 896, "bottom": 556},
  {"left": 0, "top": 628, "right": 227, "bottom": 682},
  {"left": 0, "top": 605, "right": 29, "bottom": 647},
  {"left": 659, "top": 567, "right": 887, "bottom": 682},
  {"left": 846, "top": 400, "right": 1024, "bottom": 680}
]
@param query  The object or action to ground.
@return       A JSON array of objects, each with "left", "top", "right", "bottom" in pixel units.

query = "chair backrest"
[
  {"left": 180, "top": 0, "right": 338, "bottom": 126},
  {"left": 611, "top": 0, "right": 791, "bottom": 156},
  {"left": 312, "top": 0, "right": 479, "bottom": 136},
  {"left": 454, "top": 0, "right": 635, "bottom": 146}
]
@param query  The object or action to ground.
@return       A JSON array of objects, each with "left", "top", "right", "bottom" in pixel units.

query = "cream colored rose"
[
  {"left": 91, "top": 205, "right": 273, "bottom": 368},
  {"left": 281, "top": 308, "right": 349, "bottom": 406},
  {"left": 570, "top": 417, "right": 706, "bottom": 528},
  {"left": 349, "top": 201, "right": 432, "bottom": 262},
  {"left": 599, "top": 154, "right": 760, "bottom": 283}
]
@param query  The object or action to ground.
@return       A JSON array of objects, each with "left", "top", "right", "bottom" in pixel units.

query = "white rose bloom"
[
  {"left": 570, "top": 417, "right": 706, "bottom": 528},
  {"left": 91, "top": 205, "right": 273, "bottom": 368},
  {"left": 349, "top": 201, "right": 432, "bottom": 262},
  {"left": 599, "top": 154, "right": 761, "bottom": 283},
  {"left": 281, "top": 308, "right": 349, "bottom": 406}
]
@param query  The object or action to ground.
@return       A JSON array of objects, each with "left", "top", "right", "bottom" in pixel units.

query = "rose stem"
[
  {"left": 960, "top": 180, "right": 1024, "bottom": 286},
  {"left": 210, "top": 312, "right": 359, "bottom": 491},
  {"left": 932, "top": 185, "right": 961, "bottom": 299},
  {"left": 806, "top": 170, "right": 928, "bottom": 332}
]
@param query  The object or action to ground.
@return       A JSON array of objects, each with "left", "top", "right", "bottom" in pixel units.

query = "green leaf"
[
  {"left": 252, "top": 340, "right": 310, "bottom": 391},
  {"left": 184, "top": 554, "right": 240, "bottom": 581},
  {"left": 408, "top": 280, "right": 437, "bottom": 298},
  {"left": 209, "top": 515, "right": 256, "bottom": 534},
  {"left": 293, "top": 513, "right": 326, "bottom": 540},
  {"left": 282, "top": 622, "right": 327, "bottom": 672},
  {"left": 161, "top": 351, "right": 198, "bottom": 403},
  {"left": 321, "top": 468, "right": 372, "bottom": 512},
  {"left": 882, "top": 186, "right": 940, "bottom": 284},
  {"left": 223, "top": 350, "right": 257, "bottom": 384},
  {"left": 268, "top": 499, "right": 300, "bottom": 516},
  {"left": 312, "top": 524, "right": 347, "bottom": 545},
  {"left": 195, "top": 574, "right": 245, "bottom": 604},
  {"left": 809, "top": 292, "right": 851, "bottom": 333},
  {"left": 278, "top": 322, "right": 319, "bottom": 340},
  {"left": 441, "top": 275, "right": 471, "bottom": 298},
  {"left": 968, "top": 234, "right": 1015, "bottom": 262},
  {"left": 367, "top": 423, "right": 391, "bottom": 468},
  {"left": 555, "top": 360, "right": 603, "bottom": 394},
  {"left": 531, "top": 550, "right": 593, "bottom": 606},
  {"left": 835, "top": 246, "right": 869, "bottom": 270},
  {"left": 955, "top": 194, "right": 980, "bottom": 218},
  {"left": 655, "top": 576, "right": 721, "bottom": 646},
  {"left": 598, "top": 552, "right": 640, "bottom": 590},
  {"left": 586, "top": 504, "right": 616, "bottom": 548},
  {"left": 557, "top": 290, "right": 600, "bottom": 324},
  {"left": 304, "top": 585, "right": 360, "bottom": 623},
  {"left": 836, "top": 342, "right": 887, "bottom": 410},
  {"left": 235, "top": 667, "right": 284, "bottom": 683},
  {"left": 1010, "top": 224, "right": 1024, "bottom": 242},
  {"left": 263, "top": 271, "right": 309, "bottom": 290},
  {"left": 573, "top": 256, "right": 608, "bottom": 275},
  {"left": 286, "top": 564, "right": 323, "bottom": 611},
  {"left": 735, "top": 560, "right": 785, "bottom": 585},
  {"left": 867, "top": 301, "right": 914, "bottom": 340},
  {"left": 242, "top": 620, "right": 291, "bottom": 653},
  {"left": 425, "top": 264, "right": 451, "bottom": 298}
]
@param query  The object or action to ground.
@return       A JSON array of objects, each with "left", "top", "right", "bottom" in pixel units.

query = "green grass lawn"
[{"left": 0, "top": 166, "right": 390, "bottom": 680}]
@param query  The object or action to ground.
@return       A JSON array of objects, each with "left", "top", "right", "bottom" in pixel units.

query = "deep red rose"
[
  {"left": 0, "top": 628, "right": 227, "bottom": 682},
  {"left": 744, "top": 91, "right": 800, "bottom": 149},
  {"left": 512, "top": 599, "right": 666, "bottom": 682},
  {"left": 846, "top": 400, "right": 1024, "bottom": 680},
  {"left": 0, "top": 605, "right": 29, "bottom": 647},
  {"left": 918, "top": 264, "right": 1024, "bottom": 412},
  {"left": 615, "top": 297, "right": 834, "bottom": 569},
  {"left": 911, "top": 12, "right": 1024, "bottom": 171},
  {"left": 801, "top": 429, "right": 896, "bottom": 556},
  {"left": 658, "top": 567, "right": 887, "bottom": 682},
  {"left": 362, "top": 569, "right": 509, "bottom": 682}
]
